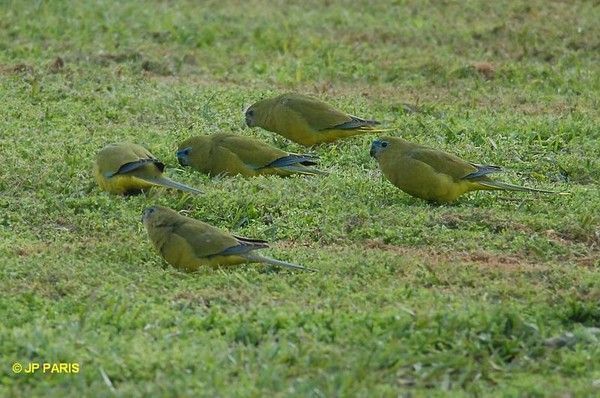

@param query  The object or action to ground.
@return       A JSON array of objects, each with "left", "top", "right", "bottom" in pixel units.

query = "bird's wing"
[
  {"left": 280, "top": 94, "right": 352, "bottom": 131},
  {"left": 219, "top": 235, "right": 270, "bottom": 256},
  {"left": 131, "top": 144, "right": 156, "bottom": 160},
  {"left": 407, "top": 147, "right": 480, "bottom": 180},
  {"left": 220, "top": 135, "right": 287, "bottom": 169},
  {"left": 116, "top": 158, "right": 164, "bottom": 176},
  {"left": 172, "top": 220, "right": 241, "bottom": 259},
  {"left": 264, "top": 154, "right": 319, "bottom": 168},
  {"left": 332, "top": 115, "right": 380, "bottom": 130},
  {"left": 98, "top": 143, "right": 163, "bottom": 177},
  {"left": 463, "top": 163, "right": 503, "bottom": 180}
]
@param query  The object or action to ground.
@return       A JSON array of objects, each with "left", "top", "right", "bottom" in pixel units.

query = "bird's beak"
[
  {"left": 244, "top": 106, "right": 253, "bottom": 127},
  {"left": 176, "top": 147, "right": 191, "bottom": 166},
  {"left": 369, "top": 141, "right": 380, "bottom": 157},
  {"left": 141, "top": 208, "right": 149, "bottom": 223}
]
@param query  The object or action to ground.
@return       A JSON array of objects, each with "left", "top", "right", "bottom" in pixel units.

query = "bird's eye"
[
  {"left": 246, "top": 109, "right": 254, "bottom": 117},
  {"left": 183, "top": 149, "right": 190, "bottom": 155},
  {"left": 381, "top": 141, "right": 389, "bottom": 148}
]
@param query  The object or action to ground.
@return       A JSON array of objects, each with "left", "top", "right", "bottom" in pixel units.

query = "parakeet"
[
  {"left": 176, "top": 133, "right": 325, "bottom": 177},
  {"left": 94, "top": 142, "right": 203, "bottom": 195},
  {"left": 142, "top": 205, "right": 314, "bottom": 272},
  {"left": 245, "top": 93, "right": 384, "bottom": 146},
  {"left": 370, "top": 136, "right": 556, "bottom": 203}
]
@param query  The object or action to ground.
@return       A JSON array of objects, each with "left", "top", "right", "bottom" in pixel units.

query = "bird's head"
[
  {"left": 245, "top": 96, "right": 278, "bottom": 128},
  {"left": 141, "top": 205, "right": 179, "bottom": 228},
  {"left": 244, "top": 104, "right": 258, "bottom": 127},
  {"left": 142, "top": 205, "right": 158, "bottom": 224},
  {"left": 370, "top": 138, "right": 391, "bottom": 158},
  {"left": 176, "top": 146, "right": 192, "bottom": 167}
]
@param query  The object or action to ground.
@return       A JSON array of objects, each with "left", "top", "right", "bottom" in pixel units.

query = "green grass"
[{"left": 1, "top": 0, "right": 599, "bottom": 396}]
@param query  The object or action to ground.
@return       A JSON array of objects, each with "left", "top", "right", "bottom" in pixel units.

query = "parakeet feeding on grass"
[
  {"left": 370, "top": 136, "right": 556, "bottom": 203},
  {"left": 177, "top": 133, "right": 325, "bottom": 177},
  {"left": 94, "top": 142, "right": 203, "bottom": 195},
  {"left": 245, "top": 93, "right": 385, "bottom": 146},
  {"left": 142, "top": 205, "right": 315, "bottom": 272}
]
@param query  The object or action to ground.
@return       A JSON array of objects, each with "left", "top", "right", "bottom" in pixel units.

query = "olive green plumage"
[
  {"left": 245, "top": 93, "right": 384, "bottom": 146},
  {"left": 93, "top": 142, "right": 203, "bottom": 195},
  {"left": 142, "top": 205, "right": 315, "bottom": 272},
  {"left": 370, "top": 136, "right": 555, "bottom": 203},
  {"left": 177, "top": 133, "right": 325, "bottom": 177}
]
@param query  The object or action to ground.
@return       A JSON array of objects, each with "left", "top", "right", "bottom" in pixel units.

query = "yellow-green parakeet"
[
  {"left": 94, "top": 142, "right": 203, "bottom": 195},
  {"left": 370, "top": 136, "right": 555, "bottom": 203},
  {"left": 176, "top": 133, "right": 325, "bottom": 177},
  {"left": 245, "top": 93, "right": 384, "bottom": 146},
  {"left": 142, "top": 205, "right": 314, "bottom": 271}
]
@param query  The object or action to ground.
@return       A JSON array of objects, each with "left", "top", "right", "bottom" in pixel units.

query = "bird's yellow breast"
[
  {"left": 163, "top": 247, "right": 250, "bottom": 271},
  {"left": 266, "top": 111, "right": 366, "bottom": 146},
  {"left": 271, "top": 115, "right": 320, "bottom": 146},
  {"left": 380, "top": 157, "right": 477, "bottom": 203},
  {"left": 209, "top": 153, "right": 260, "bottom": 177},
  {"left": 153, "top": 233, "right": 249, "bottom": 271},
  {"left": 93, "top": 167, "right": 153, "bottom": 195}
]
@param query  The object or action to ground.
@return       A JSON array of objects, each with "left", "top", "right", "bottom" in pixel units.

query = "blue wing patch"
[{"left": 464, "top": 164, "right": 502, "bottom": 180}]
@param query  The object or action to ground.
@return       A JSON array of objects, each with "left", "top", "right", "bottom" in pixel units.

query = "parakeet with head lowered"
[
  {"left": 370, "top": 136, "right": 556, "bottom": 203},
  {"left": 245, "top": 93, "right": 385, "bottom": 146},
  {"left": 176, "top": 133, "right": 325, "bottom": 177},
  {"left": 142, "top": 205, "right": 314, "bottom": 272},
  {"left": 94, "top": 142, "right": 203, "bottom": 195}
]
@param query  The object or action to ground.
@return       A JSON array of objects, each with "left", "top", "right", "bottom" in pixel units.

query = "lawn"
[{"left": 1, "top": 0, "right": 599, "bottom": 396}]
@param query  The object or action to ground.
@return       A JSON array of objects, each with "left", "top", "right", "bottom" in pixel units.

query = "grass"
[{"left": 1, "top": 0, "right": 599, "bottom": 396}]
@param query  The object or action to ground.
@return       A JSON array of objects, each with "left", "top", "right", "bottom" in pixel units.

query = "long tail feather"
[
  {"left": 142, "top": 176, "right": 203, "bottom": 195},
  {"left": 359, "top": 127, "right": 394, "bottom": 133},
  {"left": 245, "top": 253, "right": 316, "bottom": 272},
  {"left": 478, "top": 180, "right": 556, "bottom": 194}
]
